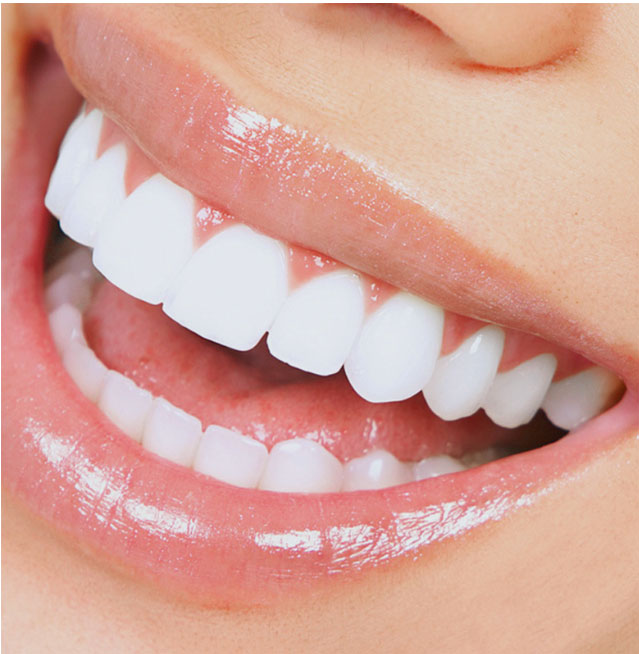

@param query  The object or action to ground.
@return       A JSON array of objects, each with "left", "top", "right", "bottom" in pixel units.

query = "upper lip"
[{"left": 48, "top": 6, "right": 637, "bottom": 387}]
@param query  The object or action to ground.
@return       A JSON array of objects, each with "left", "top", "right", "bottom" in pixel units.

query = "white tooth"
[
  {"left": 423, "top": 326, "right": 505, "bottom": 420},
  {"left": 59, "top": 107, "right": 85, "bottom": 150},
  {"left": 45, "top": 271, "right": 92, "bottom": 312},
  {"left": 142, "top": 397, "right": 202, "bottom": 466},
  {"left": 93, "top": 173, "right": 194, "bottom": 304},
  {"left": 45, "top": 247, "right": 97, "bottom": 286},
  {"left": 97, "top": 370, "right": 153, "bottom": 441},
  {"left": 267, "top": 270, "right": 364, "bottom": 375},
  {"left": 460, "top": 447, "right": 506, "bottom": 468},
  {"left": 342, "top": 450, "right": 413, "bottom": 491},
  {"left": 45, "top": 109, "right": 103, "bottom": 217},
  {"left": 193, "top": 425, "right": 268, "bottom": 489},
  {"left": 413, "top": 455, "right": 466, "bottom": 480},
  {"left": 259, "top": 438, "right": 343, "bottom": 493},
  {"left": 62, "top": 341, "right": 108, "bottom": 402},
  {"left": 163, "top": 225, "right": 288, "bottom": 351},
  {"left": 61, "top": 144, "right": 127, "bottom": 247},
  {"left": 482, "top": 354, "right": 557, "bottom": 428},
  {"left": 48, "top": 303, "right": 86, "bottom": 353},
  {"left": 542, "top": 367, "right": 622, "bottom": 431},
  {"left": 344, "top": 292, "right": 444, "bottom": 402}
]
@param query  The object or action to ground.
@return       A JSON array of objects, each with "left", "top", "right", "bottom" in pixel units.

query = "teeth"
[
  {"left": 48, "top": 303, "right": 86, "bottom": 352},
  {"left": 164, "top": 225, "right": 288, "bottom": 351},
  {"left": 97, "top": 370, "right": 153, "bottom": 441},
  {"left": 423, "top": 326, "right": 505, "bottom": 420},
  {"left": 45, "top": 109, "right": 103, "bottom": 217},
  {"left": 62, "top": 340, "right": 108, "bottom": 402},
  {"left": 44, "top": 271, "right": 93, "bottom": 312},
  {"left": 413, "top": 455, "right": 467, "bottom": 480},
  {"left": 542, "top": 367, "right": 622, "bottom": 430},
  {"left": 142, "top": 397, "right": 202, "bottom": 466},
  {"left": 259, "top": 438, "right": 344, "bottom": 493},
  {"left": 342, "top": 450, "right": 413, "bottom": 491},
  {"left": 193, "top": 425, "right": 268, "bottom": 489},
  {"left": 482, "top": 354, "right": 557, "bottom": 428},
  {"left": 267, "top": 271, "right": 365, "bottom": 376},
  {"left": 60, "top": 144, "right": 127, "bottom": 247},
  {"left": 345, "top": 292, "right": 444, "bottom": 402},
  {"left": 93, "top": 174, "right": 194, "bottom": 304}
]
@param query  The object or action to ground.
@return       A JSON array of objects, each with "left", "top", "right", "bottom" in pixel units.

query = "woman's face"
[{"left": 3, "top": 4, "right": 638, "bottom": 652}]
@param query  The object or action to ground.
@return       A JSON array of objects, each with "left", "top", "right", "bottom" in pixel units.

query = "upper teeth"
[{"left": 44, "top": 106, "right": 623, "bottom": 430}]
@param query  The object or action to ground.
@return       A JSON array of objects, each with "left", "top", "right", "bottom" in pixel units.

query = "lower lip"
[{"left": 3, "top": 49, "right": 638, "bottom": 608}]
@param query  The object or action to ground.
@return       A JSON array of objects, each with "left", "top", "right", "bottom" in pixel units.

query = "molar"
[
  {"left": 542, "top": 367, "right": 623, "bottom": 430},
  {"left": 45, "top": 108, "right": 103, "bottom": 217},
  {"left": 60, "top": 143, "right": 127, "bottom": 246},
  {"left": 342, "top": 450, "right": 413, "bottom": 491}
]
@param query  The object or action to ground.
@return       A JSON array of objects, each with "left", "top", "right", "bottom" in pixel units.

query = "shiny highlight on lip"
[{"left": 3, "top": 43, "right": 638, "bottom": 608}]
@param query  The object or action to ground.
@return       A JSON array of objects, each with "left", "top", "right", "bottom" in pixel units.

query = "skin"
[{"left": 2, "top": 4, "right": 638, "bottom": 652}]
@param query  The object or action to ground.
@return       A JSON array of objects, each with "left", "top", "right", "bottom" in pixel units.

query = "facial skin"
[{"left": 2, "top": 4, "right": 638, "bottom": 652}]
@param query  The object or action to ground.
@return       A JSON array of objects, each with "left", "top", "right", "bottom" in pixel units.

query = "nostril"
[{"left": 402, "top": 4, "right": 595, "bottom": 69}]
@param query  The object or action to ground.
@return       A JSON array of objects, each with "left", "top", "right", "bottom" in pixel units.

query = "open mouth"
[{"left": 3, "top": 22, "right": 638, "bottom": 608}]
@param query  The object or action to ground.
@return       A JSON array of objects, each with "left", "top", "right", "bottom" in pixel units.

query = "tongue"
[{"left": 84, "top": 281, "right": 556, "bottom": 461}]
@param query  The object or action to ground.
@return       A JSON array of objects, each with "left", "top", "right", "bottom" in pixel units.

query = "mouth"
[{"left": 3, "top": 21, "right": 638, "bottom": 608}]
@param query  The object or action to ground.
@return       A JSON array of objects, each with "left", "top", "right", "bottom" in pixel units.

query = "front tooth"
[
  {"left": 45, "top": 109, "right": 103, "bottom": 217},
  {"left": 259, "top": 438, "right": 343, "bottom": 493},
  {"left": 542, "top": 367, "right": 622, "bottom": 430},
  {"left": 193, "top": 425, "right": 268, "bottom": 489},
  {"left": 45, "top": 271, "right": 92, "bottom": 312},
  {"left": 482, "top": 353, "right": 557, "bottom": 428},
  {"left": 267, "top": 270, "right": 364, "bottom": 375},
  {"left": 423, "top": 326, "right": 505, "bottom": 420},
  {"left": 413, "top": 455, "right": 466, "bottom": 480},
  {"left": 93, "top": 173, "right": 194, "bottom": 304},
  {"left": 60, "top": 144, "right": 127, "bottom": 247},
  {"left": 142, "top": 397, "right": 202, "bottom": 466},
  {"left": 342, "top": 450, "right": 413, "bottom": 491},
  {"left": 344, "top": 292, "right": 444, "bottom": 402},
  {"left": 97, "top": 370, "right": 153, "bottom": 441},
  {"left": 62, "top": 340, "right": 108, "bottom": 402},
  {"left": 163, "top": 225, "right": 288, "bottom": 351},
  {"left": 48, "top": 303, "right": 86, "bottom": 353}
]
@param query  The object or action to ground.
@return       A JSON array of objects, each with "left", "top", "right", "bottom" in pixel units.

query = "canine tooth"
[
  {"left": 342, "top": 450, "right": 413, "bottom": 491},
  {"left": 48, "top": 303, "right": 86, "bottom": 353},
  {"left": 345, "top": 292, "right": 444, "bottom": 402},
  {"left": 93, "top": 174, "right": 194, "bottom": 304},
  {"left": 413, "top": 455, "right": 466, "bottom": 480},
  {"left": 542, "top": 367, "right": 622, "bottom": 430},
  {"left": 45, "top": 271, "right": 92, "bottom": 312},
  {"left": 61, "top": 144, "right": 127, "bottom": 246},
  {"left": 45, "top": 109, "right": 103, "bottom": 217},
  {"left": 45, "top": 247, "right": 96, "bottom": 286},
  {"left": 98, "top": 370, "right": 153, "bottom": 441},
  {"left": 267, "top": 270, "right": 364, "bottom": 376},
  {"left": 259, "top": 438, "right": 343, "bottom": 493},
  {"left": 62, "top": 341, "right": 108, "bottom": 402},
  {"left": 142, "top": 397, "right": 202, "bottom": 466},
  {"left": 483, "top": 354, "right": 557, "bottom": 428},
  {"left": 193, "top": 425, "right": 268, "bottom": 489},
  {"left": 423, "top": 326, "right": 505, "bottom": 421},
  {"left": 164, "top": 225, "right": 288, "bottom": 351}
]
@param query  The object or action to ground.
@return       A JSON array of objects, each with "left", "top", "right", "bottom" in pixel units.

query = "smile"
[{"left": 3, "top": 20, "right": 638, "bottom": 608}]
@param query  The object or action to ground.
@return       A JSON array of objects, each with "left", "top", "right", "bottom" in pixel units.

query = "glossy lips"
[{"left": 2, "top": 44, "right": 637, "bottom": 607}]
